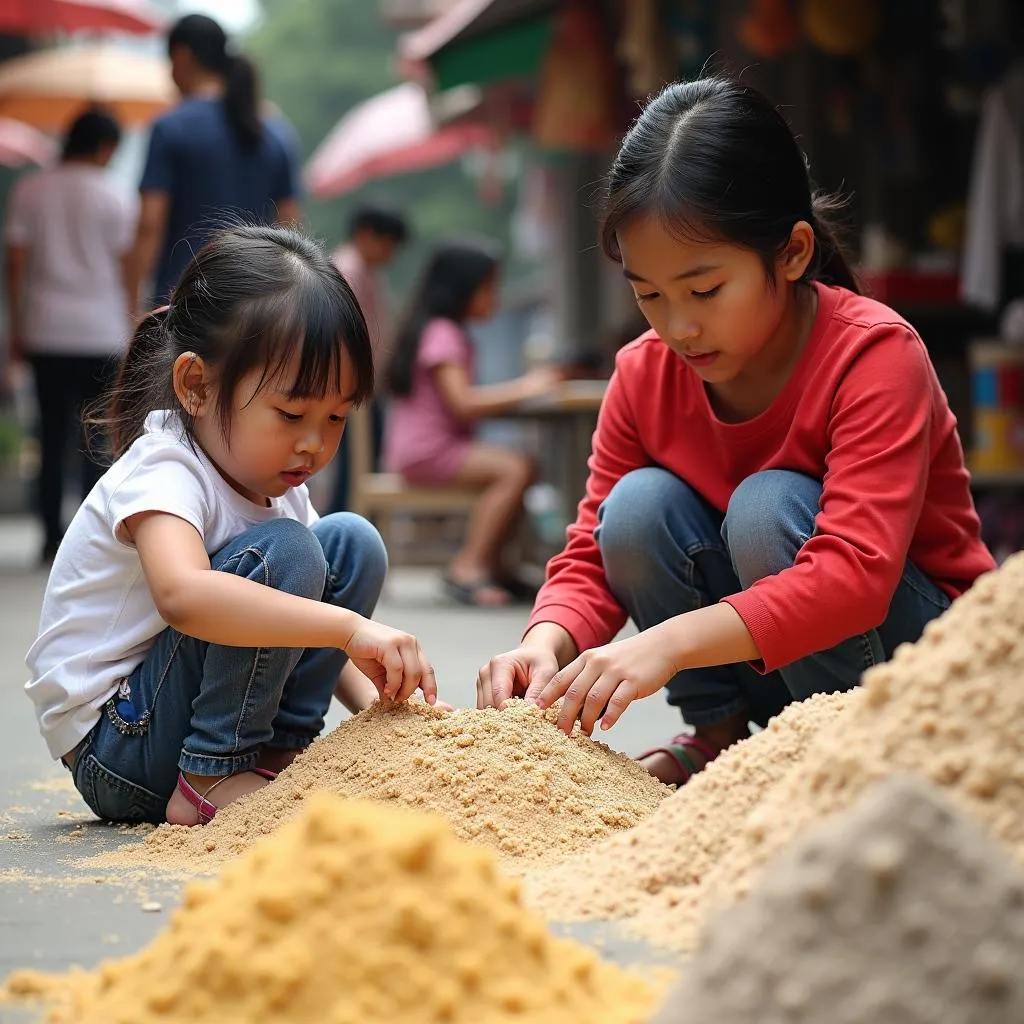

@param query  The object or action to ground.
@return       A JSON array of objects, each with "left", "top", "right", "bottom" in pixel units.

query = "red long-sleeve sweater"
[{"left": 527, "top": 283, "right": 996, "bottom": 673}]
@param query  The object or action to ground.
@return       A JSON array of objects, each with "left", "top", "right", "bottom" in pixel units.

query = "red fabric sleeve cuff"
[
  {"left": 524, "top": 603, "right": 612, "bottom": 656},
  {"left": 720, "top": 592, "right": 786, "bottom": 675}
]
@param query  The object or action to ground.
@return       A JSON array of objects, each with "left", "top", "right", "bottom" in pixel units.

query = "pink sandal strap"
[
  {"left": 668, "top": 733, "right": 720, "bottom": 763},
  {"left": 636, "top": 732, "right": 722, "bottom": 782},
  {"left": 175, "top": 768, "right": 278, "bottom": 825}
]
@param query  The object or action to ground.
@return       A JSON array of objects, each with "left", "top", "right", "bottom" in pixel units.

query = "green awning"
[{"left": 430, "top": 10, "right": 553, "bottom": 91}]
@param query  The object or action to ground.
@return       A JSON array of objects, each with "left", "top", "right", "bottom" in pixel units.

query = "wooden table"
[{"left": 505, "top": 379, "right": 608, "bottom": 516}]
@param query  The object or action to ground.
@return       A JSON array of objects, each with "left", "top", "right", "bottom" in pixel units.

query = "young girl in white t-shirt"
[{"left": 25, "top": 224, "right": 438, "bottom": 827}]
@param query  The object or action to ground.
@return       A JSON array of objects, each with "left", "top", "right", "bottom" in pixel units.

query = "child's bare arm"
[{"left": 128, "top": 510, "right": 437, "bottom": 704}]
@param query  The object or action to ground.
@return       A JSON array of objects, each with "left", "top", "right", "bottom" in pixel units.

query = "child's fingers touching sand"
[{"left": 344, "top": 619, "right": 439, "bottom": 705}]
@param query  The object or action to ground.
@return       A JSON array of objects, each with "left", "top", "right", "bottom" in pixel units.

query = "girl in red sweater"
[{"left": 476, "top": 77, "right": 996, "bottom": 786}]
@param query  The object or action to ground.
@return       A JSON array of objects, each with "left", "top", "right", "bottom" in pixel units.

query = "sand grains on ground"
[{"left": 4, "top": 793, "right": 659, "bottom": 1024}]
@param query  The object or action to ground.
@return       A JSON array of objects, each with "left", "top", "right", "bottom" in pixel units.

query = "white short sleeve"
[{"left": 104, "top": 442, "right": 212, "bottom": 547}]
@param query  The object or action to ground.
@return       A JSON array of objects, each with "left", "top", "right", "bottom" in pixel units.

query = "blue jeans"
[
  {"left": 68, "top": 513, "right": 387, "bottom": 823},
  {"left": 595, "top": 468, "right": 950, "bottom": 729}
]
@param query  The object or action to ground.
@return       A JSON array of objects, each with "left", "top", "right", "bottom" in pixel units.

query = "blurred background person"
[
  {"left": 329, "top": 202, "right": 409, "bottom": 512},
  {"left": 384, "top": 238, "right": 560, "bottom": 607},
  {"left": 126, "top": 13, "right": 302, "bottom": 309},
  {"left": 3, "top": 108, "right": 136, "bottom": 563}
]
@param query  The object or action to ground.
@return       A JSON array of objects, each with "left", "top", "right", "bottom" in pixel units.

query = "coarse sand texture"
[
  {"left": 653, "top": 774, "right": 1024, "bottom": 1024},
  {"left": 122, "top": 700, "right": 670, "bottom": 872},
  {"left": 526, "top": 689, "right": 855, "bottom": 947},
  {"left": 4, "top": 793, "right": 660, "bottom": 1024},
  {"left": 530, "top": 551, "right": 1024, "bottom": 950}
]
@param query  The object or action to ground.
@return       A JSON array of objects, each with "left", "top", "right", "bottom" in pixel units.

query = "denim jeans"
[
  {"left": 595, "top": 467, "right": 950, "bottom": 729},
  {"left": 69, "top": 512, "right": 387, "bottom": 823}
]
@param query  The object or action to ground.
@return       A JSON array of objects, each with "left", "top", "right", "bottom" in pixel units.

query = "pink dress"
[{"left": 383, "top": 318, "right": 475, "bottom": 483}]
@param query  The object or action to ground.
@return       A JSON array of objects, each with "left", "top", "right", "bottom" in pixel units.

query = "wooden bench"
[{"left": 347, "top": 403, "right": 484, "bottom": 566}]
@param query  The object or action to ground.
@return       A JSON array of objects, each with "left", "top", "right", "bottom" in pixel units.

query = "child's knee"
[
  {"left": 597, "top": 467, "right": 680, "bottom": 568},
  {"left": 724, "top": 470, "right": 820, "bottom": 585},
  {"left": 315, "top": 512, "right": 388, "bottom": 596},
  {"left": 247, "top": 518, "right": 327, "bottom": 599}
]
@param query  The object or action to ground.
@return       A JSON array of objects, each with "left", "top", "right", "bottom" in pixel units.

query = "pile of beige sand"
[
  {"left": 4, "top": 793, "right": 660, "bottom": 1024},
  {"left": 529, "top": 552, "right": 1024, "bottom": 951},
  {"left": 526, "top": 689, "right": 854, "bottom": 948},
  {"left": 114, "top": 700, "right": 669, "bottom": 873},
  {"left": 654, "top": 774, "right": 1024, "bottom": 1023}
]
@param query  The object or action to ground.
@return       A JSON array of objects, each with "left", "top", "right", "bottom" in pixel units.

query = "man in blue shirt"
[{"left": 127, "top": 14, "right": 301, "bottom": 308}]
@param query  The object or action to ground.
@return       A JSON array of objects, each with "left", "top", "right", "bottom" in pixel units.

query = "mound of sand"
[
  {"left": 654, "top": 774, "right": 1024, "bottom": 1023},
  {"left": 115, "top": 700, "right": 670, "bottom": 873},
  {"left": 5, "top": 793, "right": 658, "bottom": 1024},
  {"left": 531, "top": 553, "right": 1024, "bottom": 952},
  {"left": 525, "top": 690, "right": 855, "bottom": 948}
]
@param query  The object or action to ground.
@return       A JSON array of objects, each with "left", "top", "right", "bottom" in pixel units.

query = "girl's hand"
[
  {"left": 342, "top": 618, "right": 438, "bottom": 706},
  {"left": 476, "top": 644, "right": 561, "bottom": 708},
  {"left": 534, "top": 632, "right": 679, "bottom": 735}
]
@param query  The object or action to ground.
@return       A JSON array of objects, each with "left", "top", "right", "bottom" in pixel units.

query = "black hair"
[
  {"left": 348, "top": 203, "right": 410, "bottom": 244},
  {"left": 387, "top": 238, "right": 500, "bottom": 397},
  {"left": 168, "top": 13, "right": 262, "bottom": 149},
  {"left": 601, "top": 77, "right": 859, "bottom": 294},
  {"left": 62, "top": 108, "right": 121, "bottom": 160},
  {"left": 93, "top": 225, "right": 373, "bottom": 460}
]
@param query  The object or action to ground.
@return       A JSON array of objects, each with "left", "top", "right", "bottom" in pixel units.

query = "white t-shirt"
[
  {"left": 25, "top": 411, "right": 319, "bottom": 761},
  {"left": 4, "top": 163, "right": 138, "bottom": 356}
]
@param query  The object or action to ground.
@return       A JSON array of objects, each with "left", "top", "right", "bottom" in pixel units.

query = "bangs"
[
  {"left": 213, "top": 264, "right": 374, "bottom": 436},
  {"left": 601, "top": 180, "right": 724, "bottom": 263}
]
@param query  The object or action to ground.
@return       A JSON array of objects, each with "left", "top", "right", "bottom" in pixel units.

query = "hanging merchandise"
[
  {"left": 961, "top": 63, "right": 1024, "bottom": 312},
  {"left": 801, "top": 0, "right": 879, "bottom": 57},
  {"left": 533, "top": 1, "right": 618, "bottom": 151},
  {"left": 618, "top": 0, "right": 674, "bottom": 98},
  {"left": 737, "top": 0, "right": 800, "bottom": 59}
]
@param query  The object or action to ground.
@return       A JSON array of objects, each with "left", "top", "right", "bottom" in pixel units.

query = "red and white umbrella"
[
  {"left": 304, "top": 82, "right": 494, "bottom": 199},
  {"left": 0, "top": 116, "right": 56, "bottom": 166},
  {"left": 0, "top": 0, "right": 166, "bottom": 36}
]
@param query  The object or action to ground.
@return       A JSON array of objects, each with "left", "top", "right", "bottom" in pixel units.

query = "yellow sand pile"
[
  {"left": 530, "top": 552, "right": 1024, "bottom": 951},
  {"left": 655, "top": 775, "right": 1024, "bottom": 1023},
  {"left": 5, "top": 793, "right": 659, "bottom": 1024},
  {"left": 115, "top": 700, "right": 669, "bottom": 873}
]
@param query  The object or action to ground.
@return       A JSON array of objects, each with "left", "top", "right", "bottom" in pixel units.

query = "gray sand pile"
[
  {"left": 653, "top": 774, "right": 1024, "bottom": 1024},
  {"left": 107, "top": 700, "right": 670, "bottom": 873}
]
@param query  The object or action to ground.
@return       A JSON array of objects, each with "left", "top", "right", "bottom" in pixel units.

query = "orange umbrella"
[
  {"left": 0, "top": 0, "right": 166, "bottom": 36},
  {"left": 0, "top": 43, "right": 175, "bottom": 131},
  {"left": 0, "top": 116, "right": 57, "bottom": 165}
]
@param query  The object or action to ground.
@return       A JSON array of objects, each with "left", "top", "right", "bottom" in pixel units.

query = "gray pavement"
[{"left": 0, "top": 514, "right": 676, "bottom": 1016}]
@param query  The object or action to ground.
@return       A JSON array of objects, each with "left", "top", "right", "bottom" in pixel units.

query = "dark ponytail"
[
  {"left": 223, "top": 54, "right": 262, "bottom": 149},
  {"left": 168, "top": 13, "right": 263, "bottom": 149},
  {"left": 601, "top": 76, "right": 861, "bottom": 295},
  {"left": 87, "top": 307, "right": 177, "bottom": 460}
]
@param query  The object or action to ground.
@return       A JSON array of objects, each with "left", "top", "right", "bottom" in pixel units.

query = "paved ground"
[{"left": 0, "top": 514, "right": 677, "bottom": 1017}]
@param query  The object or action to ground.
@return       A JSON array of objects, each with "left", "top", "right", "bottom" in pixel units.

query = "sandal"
[
  {"left": 636, "top": 734, "right": 721, "bottom": 786},
  {"left": 175, "top": 768, "right": 277, "bottom": 825},
  {"left": 442, "top": 574, "right": 514, "bottom": 608}
]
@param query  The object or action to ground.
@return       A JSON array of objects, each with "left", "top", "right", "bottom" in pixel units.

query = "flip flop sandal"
[
  {"left": 636, "top": 733, "right": 721, "bottom": 785},
  {"left": 175, "top": 768, "right": 277, "bottom": 825},
  {"left": 442, "top": 574, "right": 514, "bottom": 608}
]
